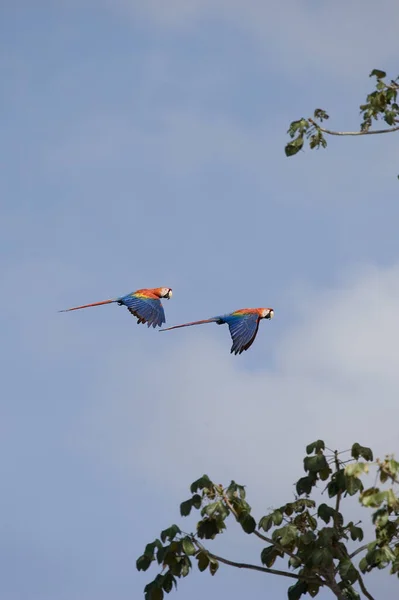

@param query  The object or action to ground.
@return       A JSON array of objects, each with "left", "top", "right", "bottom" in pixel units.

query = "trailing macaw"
[
  {"left": 59, "top": 287, "right": 172, "bottom": 328},
  {"left": 160, "top": 307, "right": 274, "bottom": 354}
]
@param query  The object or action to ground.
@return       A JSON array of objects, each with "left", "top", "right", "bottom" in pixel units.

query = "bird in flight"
[
  {"left": 59, "top": 287, "right": 173, "bottom": 328},
  {"left": 160, "top": 307, "right": 274, "bottom": 354}
]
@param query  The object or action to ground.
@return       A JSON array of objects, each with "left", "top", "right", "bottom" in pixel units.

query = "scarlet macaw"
[
  {"left": 160, "top": 307, "right": 274, "bottom": 354},
  {"left": 59, "top": 287, "right": 172, "bottom": 328}
]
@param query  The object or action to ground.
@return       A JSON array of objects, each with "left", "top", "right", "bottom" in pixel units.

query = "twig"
[
  {"left": 348, "top": 543, "right": 370, "bottom": 560},
  {"left": 357, "top": 571, "right": 376, "bottom": 600},
  {"left": 191, "top": 538, "right": 322, "bottom": 585},
  {"left": 333, "top": 451, "right": 342, "bottom": 530},
  {"left": 309, "top": 118, "right": 399, "bottom": 137}
]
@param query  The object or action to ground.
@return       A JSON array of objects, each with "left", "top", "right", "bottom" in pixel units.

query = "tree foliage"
[
  {"left": 137, "top": 441, "right": 399, "bottom": 600},
  {"left": 285, "top": 69, "right": 399, "bottom": 166}
]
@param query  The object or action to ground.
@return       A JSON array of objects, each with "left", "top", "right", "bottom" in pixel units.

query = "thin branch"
[
  {"left": 191, "top": 538, "right": 322, "bottom": 585},
  {"left": 357, "top": 571, "right": 376, "bottom": 600},
  {"left": 207, "top": 552, "right": 305, "bottom": 580},
  {"left": 308, "top": 118, "right": 399, "bottom": 137},
  {"left": 334, "top": 451, "right": 342, "bottom": 530},
  {"left": 348, "top": 543, "right": 370, "bottom": 560}
]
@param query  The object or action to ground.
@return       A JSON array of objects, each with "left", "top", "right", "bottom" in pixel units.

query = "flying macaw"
[
  {"left": 59, "top": 287, "right": 173, "bottom": 328},
  {"left": 160, "top": 307, "right": 274, "bottom": 354}
]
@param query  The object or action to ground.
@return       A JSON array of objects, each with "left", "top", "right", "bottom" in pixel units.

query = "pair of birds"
[{"left": 59, "top": 287, "right": 274, "bottom": 355}]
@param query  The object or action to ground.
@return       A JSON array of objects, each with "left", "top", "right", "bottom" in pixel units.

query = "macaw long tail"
[
  {"left": 58, "top": 299, "right": 116, "bottom": 312},
  {"left": 160, "top": 318, "right": 217, "bottom": 332}
]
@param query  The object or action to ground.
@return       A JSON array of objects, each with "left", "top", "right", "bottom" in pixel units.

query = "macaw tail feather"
[
  {"left": 160, "top": 318, "right": 218, "bottom": 332},
  {"left": 58, "top": 299, "right": 116, "bottom": 312}
]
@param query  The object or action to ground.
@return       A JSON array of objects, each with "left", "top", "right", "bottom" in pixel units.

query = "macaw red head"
[{"left": 261, "top": 308, "right": 274, "bottom": 319}]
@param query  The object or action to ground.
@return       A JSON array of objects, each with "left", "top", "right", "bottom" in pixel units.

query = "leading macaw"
[
  {"left": 59, "top": 287, "right": 173, "bottom": 328},
  {"left": 160, "top": 307, "right": 274, "bottom": 354}
]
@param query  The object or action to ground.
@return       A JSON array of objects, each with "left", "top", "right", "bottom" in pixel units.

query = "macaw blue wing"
[
  {"left": 119, "top": 294, "right": 166, "bottom": 328},
  {"left": 224, "top": 313, "right": 260, "bottom": 355}
]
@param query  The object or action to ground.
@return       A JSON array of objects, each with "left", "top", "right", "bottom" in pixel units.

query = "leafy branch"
[
  {"left": 285, "top": 69, "right": 399, "bottom": 159},
  {"left": 136, "top": 440, "right": 399, "bottom": 600}
]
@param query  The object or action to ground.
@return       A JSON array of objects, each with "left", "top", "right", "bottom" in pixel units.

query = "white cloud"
[{"left": 77, "top": 261, "right": 399, "bottom": 516}]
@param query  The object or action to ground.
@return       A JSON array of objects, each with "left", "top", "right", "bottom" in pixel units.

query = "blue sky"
[{"left": 1, "top": 2, "right": 399, "bottom": 599}]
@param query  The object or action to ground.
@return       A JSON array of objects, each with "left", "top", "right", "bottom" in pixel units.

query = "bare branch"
[{"left": 308, "top": 118, "right": 399, "bottom": 137}]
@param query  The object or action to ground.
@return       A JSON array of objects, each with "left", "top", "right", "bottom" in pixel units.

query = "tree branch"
[
  {"left": 348, "top": 543, "right": 370, "bottom": 560},
  {"left": 207, "top": 552, "right": 306, "bottom": 580},
  {"left": 356, "top": 571, "right": 376, "bottom": 600},
  {"left": 191, "top": 537, "right": 322, "bottom": 585},
  {"left": 334, "top": 451, "right": 342, "bottom": 529},
  {"left": 308, "top": 118, "right": 399, "bottom": 137}
]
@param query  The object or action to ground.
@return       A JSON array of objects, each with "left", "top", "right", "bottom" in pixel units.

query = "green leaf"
[
  {"left": 289, "top": 555, "right": 302, "bottom": 569},
  {"left": 296, "top": 475, "right": 316, "bottom": 496},
  {"left": 345, "top": 475, "right": 363, "bottom": 496},
  {"left": 348, "top": 523, "right": 364, "bottom": 541},
  {"left": 300, "top": 531, "right": 316, "bottom": 545},
  {"left": 182, "top": 537, "right": 196, "bottom": 556},
  {"left": 192, "top": 494, "right": 202, "bottom": 509},
  {"left": 196, "top": 551, "right": 209, "bottom": 572},
  {"left": 209, "top": 558, "right": 219, "bottom": 576},
  {"left": 317, "top": 503, "right": 335, "bottom": 524},
  {"left": 196, "top": 518, "right": 224, "bottom": 539},
  {"left": 339, "top": 558, "right": 359, "bottom": 584},
  {"left": 351, "top": 443, "right": 373, "bottom": 461},
  {"left": 160, "top": 525, "right": 181, "bottom": 543},
  {"left": 288, "top": 579, "right": 308, "bottom": 600},
  {"left": 190, "top": 475, "right": 212, "bottom": 494},
  {"left": 359, "top": 557, "right": 368, "bottom": 573},
  {"left": 145, "top": 586, "right": 164, "bottom": 600},
  {"left": 312, "top": 546, "right": 333, "bottom": 567},
  {"left": 180, "top": 499, "right": 193, "bottom": 517},
  {"left": 162, "top": 572, "right": 177, "bottom": 593},
  {"left": 360, "top": 487, "right": 387, "bottom": 508},
  {"left": 307, "top": 582, "right": 320, "bottom": 598},
  {"left": 327, "top": 470, "right": 346, "bottom": 498},
  {"left": 387, "top": 488, "right": 399, "bottom": 509},
  {"left": 272, "top": 510, "right": 283, "bottom": 526},
  {"left": 345, "top": 462, "right": 368, "bottom": 478},
  {"left": 156, "top": 546, "right": 165, "bottom": 565},
  {"left": 137, "top": 554, "right": 153, "bottom": 571},
  {"left": 259, "top": 515, "right": 273, "bottom": 532},
  {"left": 261, "top": 545, "right": 278, "bottom": 568},
  {"left": 370, "top": 69, "right": 387, "bottom": 79},
  {"left": 304, "top": 454, "right": 328, "bottom": 473},
  {"left": 306, "top": 440, "right": 325, "bottom": 455},
  {"left": 238, "top": 512, "right": 256, "bottom": 534},
  {"left": 143, "top": 540, "right": 162, "bottom": 558},
  {"left": 313, "top": 108, "right": 329, "bottom": 121},
  {"left": 285, "top": 136, "right": 304, "bottom": 157},
  {"left": 202, "top": 501, "right": 220, "bottom": 517},
  {"left": 317, "top": 528, "right": 336, "bottom": 548},
  {"left": 319, "top": 466, "right": 331, "bottom": 481},
  {"left": 273, "top": 524, "right": 298, "bottom": 546}
]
